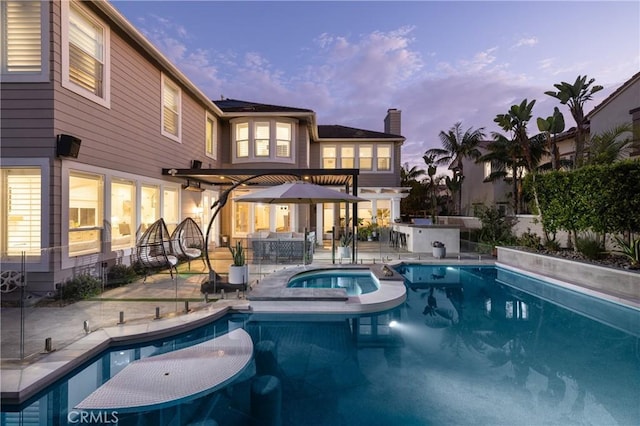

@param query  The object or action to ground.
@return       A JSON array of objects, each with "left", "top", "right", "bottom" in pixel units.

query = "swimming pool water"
[
  {"left": 287, "top": 269, "right": 379, "bottom": 296},
  {"left": 2, "top": 265, "right": 639, "bottom": 425}
]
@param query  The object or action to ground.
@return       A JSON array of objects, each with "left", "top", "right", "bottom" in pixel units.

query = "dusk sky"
[{"left": 111, "top": 0, "right": 640, "bottom": 171}]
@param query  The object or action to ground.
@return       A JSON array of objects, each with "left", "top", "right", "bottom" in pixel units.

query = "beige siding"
[
  {"left": 51, "top": 5, "right": 219, "bottom": 178},
  {"left": 0, "top": 83, "right": 56, "bottom": 157}
]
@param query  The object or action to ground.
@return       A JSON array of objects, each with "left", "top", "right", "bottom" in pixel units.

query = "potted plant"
[
  {"left": 432, "top": 241, "right": 446, "bottom": 259},
  {"left": 228, "top": 241, "right": 248, "bottom": 284},
  {"left": 338, "top": 233, "right": 353, "bottom": 258}
]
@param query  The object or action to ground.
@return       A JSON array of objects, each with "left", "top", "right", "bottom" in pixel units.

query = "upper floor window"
[
  {"left": 322, "top": 146, "right": 337, "bottom": 169},
  {"left": 0, "top": 0, "right": 49, "bottom": 82},
  {"left": 359, "top": 145, "right": 373, "bottom": 171},
  {"left": 236, "top": 123, "right": 249, "bottom": 157},
  {"left": 321, "top": 143, "right": 393, "bottom": 172},
  {"left": 205, "top": 114, "right": 217, "bottom": 159},
  {"left": 341, "top": 146, "right": 355, "bottom": 168},
  {"left": 61, "top": 1, "right": 110, "bottom": 108},
  {"left": 232, "top": 118, "right": 297, "bottom": 164},
  {"left": 377, "top": 145, "right": 392, "bottom": 171},
  {"left": 255, "top": 122, "right": 270, "bottom": 157},
  {"left": 276, "top": 123, "right": 291, "bottom": 158},
  {"left": 161, "top": 74, "right": 181, "bottom": 141}
]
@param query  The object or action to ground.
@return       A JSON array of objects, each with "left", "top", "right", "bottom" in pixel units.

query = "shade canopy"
[{"left": 234, "top": 181, "right": 366, "bottom": 204}]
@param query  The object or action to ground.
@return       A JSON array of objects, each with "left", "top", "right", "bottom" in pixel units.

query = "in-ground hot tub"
[{"left": 287, "top": 269, "right": 380, "bottom": 296}]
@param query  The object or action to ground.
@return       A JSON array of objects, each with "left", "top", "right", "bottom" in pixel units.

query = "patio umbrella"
[
  {"left": 234, "top": 180, "right": 366, "bottom": 204},
  {"left": 235, "top": 181, "right": 366, "bottom": 263}
]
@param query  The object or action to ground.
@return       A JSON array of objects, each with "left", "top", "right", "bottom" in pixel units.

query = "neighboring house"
[
  {"left": 586, "top": 71, "right": 640, "bottom": 158},
  {"left": 458, "top": 72, "right": 639, "bottom": 216},
  {"left": 0, "top": 0, "right": 405, "bottom": 295}
]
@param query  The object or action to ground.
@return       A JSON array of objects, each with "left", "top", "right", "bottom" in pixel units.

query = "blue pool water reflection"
[{"left": 2, "top": 265, "right": 639, "bottom": 425}]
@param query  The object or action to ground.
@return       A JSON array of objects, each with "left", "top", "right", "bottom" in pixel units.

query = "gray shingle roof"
[
  {"left": 213, "top": 99, "right": 313, "bottom": 114},
  {"left": 318, "top": 125, "right": 402, "bottom": 139}
]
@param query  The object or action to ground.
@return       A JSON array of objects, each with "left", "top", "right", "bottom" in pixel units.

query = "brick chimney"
[{"left": 384, "top": 108, "right": 401, "bottom": 135}]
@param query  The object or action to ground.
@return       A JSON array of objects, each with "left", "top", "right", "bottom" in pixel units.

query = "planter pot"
[
  {"left": 432, "top": 246, "right": 446, "bottom": 259},
  {"left": 338, "top": 246, "right": 351, "bottom": 258},
  {"left": 228, "top": 265, "right": 248, "bottom": 284}
]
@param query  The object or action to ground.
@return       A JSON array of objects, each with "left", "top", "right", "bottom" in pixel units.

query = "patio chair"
[
  {"left": 136, "top": 218, "right": 178, "bottom": 280},
  {"left": 171, "top": 217, "right": 205, "bottom": 270}
]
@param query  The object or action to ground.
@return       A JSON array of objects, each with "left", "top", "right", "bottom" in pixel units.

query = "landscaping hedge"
[{"left": 526, "top": 160, "right": 640, "bottom": 235}]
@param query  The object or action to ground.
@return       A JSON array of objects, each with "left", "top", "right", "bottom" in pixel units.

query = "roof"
[
  {"left": 586, "top": 71, "right": 640, "bottom": 119},
  {"left": 213, "top": 99, "right": 314, "bottom": 114},
  {"left": 318, "top": 125, "right": 403, "bottom": 140}
]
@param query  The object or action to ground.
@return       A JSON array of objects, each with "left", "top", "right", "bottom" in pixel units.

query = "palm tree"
[
  {"left": 400, "top": 162, "right": 425, "bottom": 186},
  {"left": 585, "top": 123, "right": 634, "bottom": 165},
  {"left": 494, "top": 99, "right": 537, "bottom": 171},
  {"left": 423, "top": 154, "right": 439, "bottom": 221},
  {"left": 537, "top": 107, "right": 565, "bottom": 170},
  {"left": 400, "top": 163, "right": 427, "bottom": 218},
  {"left": 424, "top": 122, "right": 485, "bottom": 215},
  {"left": 545, "top": 75, "right": 603, "bottom": 168}
]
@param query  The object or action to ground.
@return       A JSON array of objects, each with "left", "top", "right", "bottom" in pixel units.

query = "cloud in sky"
[
  {"left": 513, "top": 37, "right": 538, "bottom": 48},
  {"left": 118, "top": 1, "right": 639, "bottom": 173}
]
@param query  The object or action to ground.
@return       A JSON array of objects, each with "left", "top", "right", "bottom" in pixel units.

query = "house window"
[
  {"left": 254, "top": 204, "right": 270, "bottom": 231},
  {"left": 61, "top": 1, "right": 110, "bottom": 107},
  {"left": 141, "top": 185, "right": 159, "bottom": 232},
  {"left": 0, "top": 167, "right": 41, "bottom": 256},
  {"left": 205, "top": 114, "right": 217, "bottom": 159},
  {"left": 163, "top": 187, "right": 179, "bottom": 234},
  {"left": 377, "top": 145, "right": 392, "bottom": 171},
  {"left": 359, "top": 145, "right": 373, "bottom": 170},
  {"left": 161, "top": 74, "right": 181, "bottom": 141},
  {"left": 69, "top": 172, "right": 103, "bottom": 256},
  {"left": 1, "top": 0, "right": 49, "bottom": 82},
  {"left": 234, "top": 202, "right": 249, "bottom": 234},
  {"left": 254, "top": 122, "right": 270, "bottom": 157},
  {"left": 484, "top": 162, "right": 491, "bottom": 179},
  {"left": 231, "top": 118, "right": 296, "bottom": 163},
  {"left": 341, "top": 146, "right": 355, "bottom": 168},
  {"left": 111, "top": 179, "right": 135, "bottom": 249},
  {"left": 276, "top": 123, "right": 291, "bottom": 158},
  {"left": 322, "top": 146, "right": 337, "bottom": 169},
  {"left": 236, "top": 123, "right": 249, "bottom": 157}
]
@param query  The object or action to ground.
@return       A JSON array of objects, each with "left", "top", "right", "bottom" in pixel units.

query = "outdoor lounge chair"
[
  {"left": 171, "top": 217, "right": 205, "bottom": 269},
  {"left": 136, "top": 218, "right": 178, "bottom": 280}
]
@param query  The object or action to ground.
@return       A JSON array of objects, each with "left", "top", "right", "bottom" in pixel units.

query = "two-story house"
[{"left": 0, "top": 0, "right": 406, "bottom": 296}]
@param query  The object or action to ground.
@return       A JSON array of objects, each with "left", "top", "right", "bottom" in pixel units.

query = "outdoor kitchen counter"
[{"left": 392, "top": 223, "right": 460, "bottom": 254}]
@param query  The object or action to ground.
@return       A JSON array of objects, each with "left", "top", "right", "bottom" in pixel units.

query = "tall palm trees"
[
  {"left": 488, "top": 99, "right": 543, "bottom": 214},
  {"left": 545, "top": 75, "right": 603, "bottom": 168},
  {"left": 424, "top": 122, "right": 485, "bottom": 215}
]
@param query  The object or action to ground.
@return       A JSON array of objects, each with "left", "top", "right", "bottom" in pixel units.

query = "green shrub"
[
  {"left": 473, "top": 205, "right": 516, "bottom": 246},
  {"left": 543, "top": 239, "right": 561, "bottom": 251},
  {"left": 59, "top": 274, "right": 101, "bottom": 301},
  {"left": 575, "top": 232, "right": 604, "bottom": 259},
  {"left": 613, "top": 235, "right": 640, "bottom": 268},
  {"left": 517, "top": 228, "right": 541, "bottom": 249},
  {"left": 107, "top": 264, "right": 138, "bottom": 287}
]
